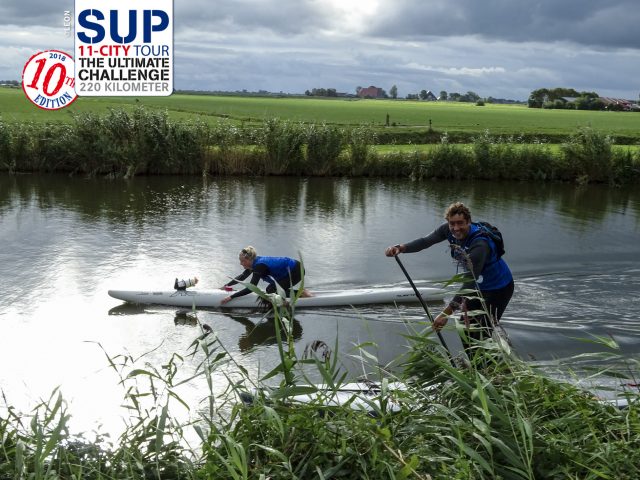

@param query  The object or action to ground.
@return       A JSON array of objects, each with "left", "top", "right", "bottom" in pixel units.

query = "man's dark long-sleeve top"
[{"left": 403, "top": 223, "right": 490, "bottom": 308}]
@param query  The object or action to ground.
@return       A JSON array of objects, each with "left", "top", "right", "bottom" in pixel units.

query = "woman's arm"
[
  {"left": 224, "top": 269, "right": 251, "bottom": 287},
  {"left": 228, "top": 264, "right": 269, "bottom": 299}
]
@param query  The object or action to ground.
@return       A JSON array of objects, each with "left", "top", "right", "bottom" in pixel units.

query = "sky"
[{"left": 1, "top": 0, "right": 639, "bottom": 101}]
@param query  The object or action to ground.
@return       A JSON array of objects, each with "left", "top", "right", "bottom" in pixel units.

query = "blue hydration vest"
[
  {"left": 447, "top": 223, "right": 512, "bottom": 291},
  {"left": 253, "top": 256, "right": 298, "bottom": 285}
]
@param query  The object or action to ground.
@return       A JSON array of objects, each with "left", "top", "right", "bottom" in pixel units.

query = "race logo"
[
  {"left": 74, "top": 0, "right": 173, "bottom": 96},
  {"left": 22, "top": 50, "right": 77, "bottom": 110}
]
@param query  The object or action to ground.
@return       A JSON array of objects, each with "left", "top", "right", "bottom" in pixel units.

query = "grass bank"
[
  {"left": 1, "top": 107, "right": 639, "bottom": 184},
  {"left": 3, "top": 86, "right": 640, "bottom": 143},
  {"left": 1, "top": 294, "right": 638, "bottom": 479}
]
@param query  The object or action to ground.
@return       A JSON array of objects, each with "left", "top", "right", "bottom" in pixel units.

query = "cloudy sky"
[{"left": 2, "top": 0, "right": 639, "bottom": 101}]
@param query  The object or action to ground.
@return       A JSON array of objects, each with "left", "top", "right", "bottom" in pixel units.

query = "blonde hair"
[{"left": 239, "top": 246, "right": 257, "bottom": 260}]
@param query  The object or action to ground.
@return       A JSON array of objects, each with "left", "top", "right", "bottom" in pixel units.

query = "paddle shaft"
[{"left": 394, "top": 255, "right": 454, "bottom": 360}]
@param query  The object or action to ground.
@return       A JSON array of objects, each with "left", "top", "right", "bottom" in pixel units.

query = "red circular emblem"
[{"left": 22, "top": 50, "right": 78, "bottom": 110}]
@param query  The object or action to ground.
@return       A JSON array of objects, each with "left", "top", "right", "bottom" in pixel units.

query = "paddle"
[{"left": 394, "top": 255, "right": 454, "bottom": 364}]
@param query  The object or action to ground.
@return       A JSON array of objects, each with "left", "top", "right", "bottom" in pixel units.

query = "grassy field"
[
  {"left": 3, "top": 86, "right": 640, "bottom": 141},
  {"left": 373, "top": 143, "right": 640, "bottom": 155}
]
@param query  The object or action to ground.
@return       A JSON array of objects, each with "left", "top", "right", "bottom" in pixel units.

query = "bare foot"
[{"left": 301, "top": 289, "right": 313, "bottom": 297}]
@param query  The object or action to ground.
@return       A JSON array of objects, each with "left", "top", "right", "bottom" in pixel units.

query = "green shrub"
[
  {"left": 305, "top": 123, "right": 345, "bottom": 175},
  {"left": 561, "top": 127, "right": 613, "bottom": 183},
  {"left": 347, "top": 125, "right": 376, "bottom": 175},
  {"left": 262, "top": 118, "right": 305, "bottom": 174}
]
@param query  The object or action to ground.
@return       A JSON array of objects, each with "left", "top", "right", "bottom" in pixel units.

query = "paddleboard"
[
  {"left": 239, "top": 381, "right": 408, "bottom": 415},
  {"left": 108, "top": 286, "right": 446, "bottom": 309},
  {"left": 238, "top": 381, "right": 633, "bottom": 415}
]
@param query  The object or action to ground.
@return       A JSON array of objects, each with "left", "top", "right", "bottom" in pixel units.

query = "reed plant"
[
  {"left": 560, "top": 127, "right": 613, "bottom": 184},
  {"left": 261, "top": 118, "right": 306, "bottom": 175},
  {"left": 416, "top": 133, "right": 475, "bottom": 180},
  {"left": 1, "top": 294, "right": 638, "bottom": 479},
  {"left": 304, "top": 123, "right": 345, "bottom": 175},
  {"left": 609, "top": 147, "right": 640, "bottom": 185},
  {"left": 1, "top": 111, "right": 639, "bottom": 182},
  {"left": 346, "top": 125, "right": 376, "bottom": 176}
]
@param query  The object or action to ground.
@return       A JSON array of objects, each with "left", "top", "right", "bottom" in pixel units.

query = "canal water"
[{"left": 1, "top": 175, "right": 639, "bottom": 435}]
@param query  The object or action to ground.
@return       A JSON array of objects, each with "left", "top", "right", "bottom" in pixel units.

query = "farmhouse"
[
  {"left": 357, "top": 86, "right": 385, "bottom": 98},
  {"left": 599, "top": 97, "right": 640, "bottom": 111},
  {"left": 423, "top": 90, "right": 437, "bottom": 101}
]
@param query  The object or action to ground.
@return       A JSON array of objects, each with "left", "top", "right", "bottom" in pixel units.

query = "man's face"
[{"left": 448, "top": 213, "right": 471, "bottom": 240}]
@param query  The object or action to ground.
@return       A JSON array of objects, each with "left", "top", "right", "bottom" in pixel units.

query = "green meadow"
[
  {"left": 3, "top": 86, "right": 640, "bottom": 142},
  {"left": 2, "top": 86, "right": 639, "bottom": 183}
]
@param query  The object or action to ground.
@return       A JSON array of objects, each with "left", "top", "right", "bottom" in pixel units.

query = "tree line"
[{"left": 528, "top": 87, "right": 638, "bottom": 111}]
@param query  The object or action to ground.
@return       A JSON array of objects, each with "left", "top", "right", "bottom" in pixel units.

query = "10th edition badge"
[
  {"left": 22, "top": 50, "right": 78, "bottom": 110},
  {"left": 74, "top": 0, "right": 173, "bottom": 96}
]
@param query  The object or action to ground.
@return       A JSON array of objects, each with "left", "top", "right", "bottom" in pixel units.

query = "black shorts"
[
  {"left": 266, "top": 260, "right": 304, "bottom": 295},
  {"left": 461, "top": 280, "right": 514, "bottom": 349}
]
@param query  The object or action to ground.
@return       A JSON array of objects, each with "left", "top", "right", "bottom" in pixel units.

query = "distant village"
[
  {"left": 3, "top": 78, "right": 638, "bottom": 111},
  {"left": 301, "top": 85, "right": 639, "bottom": 111}
]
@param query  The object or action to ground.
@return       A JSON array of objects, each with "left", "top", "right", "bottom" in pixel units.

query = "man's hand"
[
  {"left": 384, "top": 244, "right": 404, "bottom": 257},
  {"left": 220, "top": 296, "right": 232, "bottom": 305},
  {"left": 433, "top": 313, "right": 449, "bottom": 331}
]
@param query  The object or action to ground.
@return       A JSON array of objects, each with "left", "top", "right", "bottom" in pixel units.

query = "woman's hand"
[{"left": 220, "top": 296, "right": 232, "bottom": 305}]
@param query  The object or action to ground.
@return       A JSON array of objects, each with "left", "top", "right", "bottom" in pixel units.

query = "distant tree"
[
  {"left": 462, "top": 91, "right": 480, "bottom": 102},
  {"left": 304, "top": 89, "right": 311, "bottom": 96},
  {"left": 389, "top": 85, "right": 398, "bottom": 99},
  {"left": 308, "top": 88, "right": 338, "bottom": 97},
  {"left": 449, "top": 92, "right": 461, "bottom": 101},
  {"left": 579, "top": 91, "right": 599, "bottom": 99},
  {"left": 529, "top": 87, "right": 584, "bottom": 108},
  {"left": 574, "top": 96, "right": 605, "bottom": 111},
  {"left": 419, "top": 89, "right": 428, "bottom": 100},
  {"left": 406, "top": 93, "right": 419, "bottom": 100},
  {"left": 549, "top": 87, "right": 579, "bottom": 100},
  {"left": 528, "top": 88, "right": 549, "bottom": 108},
  {"left": 439, "top": 90, "right": 448, "bottom": 101}
]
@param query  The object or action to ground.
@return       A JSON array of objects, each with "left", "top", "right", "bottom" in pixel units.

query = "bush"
[
  {"left": 305, "top": 123, "right": 345, "bottom": 175},
  {"left": 261, "top": 118, "right": 305, "bottom": 174},
  {"left": 560, "top": 127, "right": 613, "bottom": 183}
]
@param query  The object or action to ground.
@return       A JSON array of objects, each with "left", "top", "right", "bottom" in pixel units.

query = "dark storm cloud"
[
  {"left": 175, "top": 0, "right": 332, "bottom": 35},
  {"left": 369, "top": 0, "right": 640, "bottom": 49},
  {"left": 2, "top": 0, "right": 639, "bottom": 99}
]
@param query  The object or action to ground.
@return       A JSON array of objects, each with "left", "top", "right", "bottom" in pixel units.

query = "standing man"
[{"left": 385, "top": 202, "right": 514, "bottom": 358}]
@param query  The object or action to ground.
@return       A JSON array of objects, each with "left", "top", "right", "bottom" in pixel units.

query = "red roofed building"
[{"left": 357, "top": 86, "right": 385, "bottom": 98}]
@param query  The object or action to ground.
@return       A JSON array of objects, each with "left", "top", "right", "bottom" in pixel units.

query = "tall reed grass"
[
  {"left": 1, "top": 109, "right": 639, "bottom": 183},
  {"left": 1, "top": 285, "right": 638, "bottom": 479}
]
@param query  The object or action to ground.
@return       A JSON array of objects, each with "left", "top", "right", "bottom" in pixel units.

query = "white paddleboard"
[
  {"left": 239, "top": 381, "right": 408, "bottom": 414},
  {"left": 108, "top": 286, "right": 446, "bottom": 309}
]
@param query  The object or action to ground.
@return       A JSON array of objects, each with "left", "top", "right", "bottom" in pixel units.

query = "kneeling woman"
[{"left": 220, "top": 246, "right": 311, "bottom": 305}]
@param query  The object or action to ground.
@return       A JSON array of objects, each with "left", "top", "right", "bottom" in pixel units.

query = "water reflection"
[
  {"left": 2, "top": 173, "right": 640, "bottom": 436},
  {"left": 227, "top": 314, "right": 303, "bottom": 352},
  {"left": 108, "top": 303, "right": 148, "bottom": 316},
  {"left": 1, "top": 176, "right": 639, "bottom": 229},
  {"left": 171, "top": 310, "right": 303, "bottom": 353}
]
